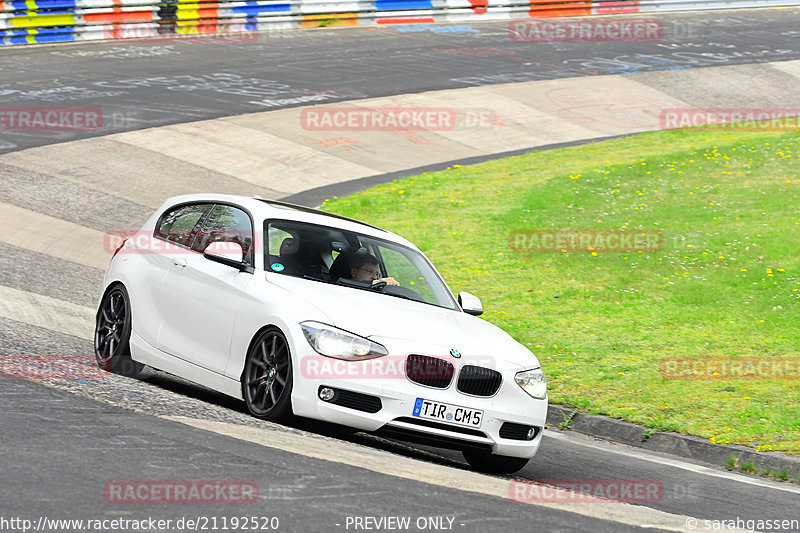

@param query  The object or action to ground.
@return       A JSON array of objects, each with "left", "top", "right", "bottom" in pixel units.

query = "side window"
[
  {"left": 379, "top": 247, "right": 436, "bottom": 304},
  {"left": 155, "top": 204, "right": 211, "bottom": 248},
  {"left": 265, "top": 221, "right": 340, "bottom": 279},
  {"left": 268, "top": 227, "right": 293, "bottom": 256},
  {"left": 194, "top": 204, "right": 254, "bottom": 264}
]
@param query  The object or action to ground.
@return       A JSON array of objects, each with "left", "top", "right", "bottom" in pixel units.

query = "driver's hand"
[{"left": 374, "top": 277, "right": 399, "bottom": 286}]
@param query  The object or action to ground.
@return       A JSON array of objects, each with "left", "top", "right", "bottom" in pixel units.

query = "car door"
[
  {"left": 138, "top": 202, "right": 213, "bottom": 348},
  {"left": 157, "top": 203, "right": 255, "bottom": 374}
]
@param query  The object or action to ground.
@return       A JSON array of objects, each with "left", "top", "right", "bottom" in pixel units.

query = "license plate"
[{"left": 412, "top": 398, "right": 483, "bottom": 428}]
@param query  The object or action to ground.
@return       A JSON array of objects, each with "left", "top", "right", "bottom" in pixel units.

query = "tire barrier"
[{"left": 1, "top": 0, "right": 798, "bottom": 46}]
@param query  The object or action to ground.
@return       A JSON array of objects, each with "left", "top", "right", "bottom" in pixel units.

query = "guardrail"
[{"left": 1, "top": 0, "right": 798, "bottom": 46}]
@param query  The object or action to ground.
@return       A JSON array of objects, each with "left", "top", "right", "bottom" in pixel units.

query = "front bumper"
[{"left": 290, "top": 349, "right": 548, "bottom": 459}]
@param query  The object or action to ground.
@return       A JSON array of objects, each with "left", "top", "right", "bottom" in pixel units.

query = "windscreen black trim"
[{"left": 254, "top": 198, "right": 386, "bottom": 232}]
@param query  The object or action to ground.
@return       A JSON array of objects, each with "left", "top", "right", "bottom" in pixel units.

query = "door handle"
[{"left": 172, "top": 257, "right": 188, "bottom": 267}]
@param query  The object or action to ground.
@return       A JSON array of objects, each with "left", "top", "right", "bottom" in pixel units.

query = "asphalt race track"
[
  {"left": 1, "top": 9, "right": 800, "bottom": 154},
  {"left": 2, "top": 7, "right": 800, "bottom": 533}
]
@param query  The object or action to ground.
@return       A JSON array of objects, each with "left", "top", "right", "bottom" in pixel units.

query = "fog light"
[
  {"left": 319, "top": 387, "right": 335, "bottom": 401},
  {"left": 527, "top": 427, "right": 536, "bottom": 440}
]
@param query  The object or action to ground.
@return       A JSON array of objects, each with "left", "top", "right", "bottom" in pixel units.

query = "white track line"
[
  {"left": 164, "top": 416, "right": 753, "bottom": 533},
  {"left": 545, "top": 430, "right": 800, "bottom": 496},
  {"left": 0, "top": 202, "right": 110, "bottom": 270},
  {"left": 0, "top": 284, "right": 95, "bottom": 339}
]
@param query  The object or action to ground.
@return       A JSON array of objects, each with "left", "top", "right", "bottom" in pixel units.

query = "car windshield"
[{"left": 265, "top": 219, "right": 458, "bottom": 310}]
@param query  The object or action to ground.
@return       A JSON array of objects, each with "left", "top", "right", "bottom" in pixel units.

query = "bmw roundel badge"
[{"left": 450, "top": 348, "right": 461, "bottom": 359}]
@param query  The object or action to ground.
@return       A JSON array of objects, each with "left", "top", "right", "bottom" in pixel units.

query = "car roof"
[{"left": 158, "top": 193, "right": 417, "bottom": 249}]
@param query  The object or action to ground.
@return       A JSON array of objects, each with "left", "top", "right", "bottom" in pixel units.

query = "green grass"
[
  {"left": 322, "top": 126, "right": 800, "bottom": 454},
  {"left": 558, "top": 412, "right": 575, "bottom": 431},
  {"left": 762, "top": 469, "right": 790, "bottom": 481},
  {"left": 740, "top": 461, "right": 759, "bottom": 474},
  {"left": 726, "top": 454, "right": 738, "bottom": 469}
]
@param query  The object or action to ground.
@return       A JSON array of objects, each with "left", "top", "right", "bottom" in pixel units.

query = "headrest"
[
  {"left": 329, "top": 251, "right": 353, "bottom": 282},
  {"left": 279, "top": 237, "right": 300, "bottom": 256}
]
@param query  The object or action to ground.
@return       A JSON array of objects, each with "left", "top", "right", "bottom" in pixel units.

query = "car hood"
[{"left": 267, "top": 274, "right": 541, "bottom": 369}]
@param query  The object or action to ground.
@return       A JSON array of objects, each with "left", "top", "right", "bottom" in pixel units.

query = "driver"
[{"left": 349, "top": 253, "right": 399, "bottom": 286}]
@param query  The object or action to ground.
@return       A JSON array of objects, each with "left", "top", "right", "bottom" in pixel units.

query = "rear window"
[{"left": 155, "top": 203, "right": 211, "bottom": 247}]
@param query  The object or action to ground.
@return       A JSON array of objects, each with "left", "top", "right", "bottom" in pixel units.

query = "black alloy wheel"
[
  {"left": 243, "top": 327, "right": 293, "bottom": 421},
  {"left": 94, "top": 284, "right": 143, "bottom": 378}
]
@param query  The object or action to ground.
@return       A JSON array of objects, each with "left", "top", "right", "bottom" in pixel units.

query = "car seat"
[{"left": 278, "top": 237, "right": 322, "bottom": 279}]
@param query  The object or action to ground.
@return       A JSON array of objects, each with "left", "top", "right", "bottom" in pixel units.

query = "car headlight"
[
  {"left": 515, "top": 368, "right": 547, "bottom": 399},
  {"left": 300, "top": 321, "right": 388, "bottom": 360}
]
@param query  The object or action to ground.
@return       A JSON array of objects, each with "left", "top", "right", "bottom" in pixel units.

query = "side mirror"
[
  {"left": 458, "top": 291, "right": 483, "bottom": 316},
  {"left": 203, "top": 242, "right": 253, "bottom": 273}
]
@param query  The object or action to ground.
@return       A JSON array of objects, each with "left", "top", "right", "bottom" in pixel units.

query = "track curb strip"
[
  {"left": 4, "top": 0, "right": 799, "bottom": 47},
  {"left": 547, "top": 404, "right": 800, "bottom": 479}
]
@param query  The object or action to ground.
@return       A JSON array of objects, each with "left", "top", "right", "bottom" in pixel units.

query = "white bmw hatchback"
[{"left": 95, "top": 194, "right": 548, "bottom": 473}]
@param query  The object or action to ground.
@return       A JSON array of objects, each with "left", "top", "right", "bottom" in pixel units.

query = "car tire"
[
  {"left": 94, "top": 284, "right": 144, "bottom": 378},
  {"left": 462, "top": 450, "right": 530, "bottom": 475},
  {"left": 242, "top": 327, "right": 293, "bottom": 422}
]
